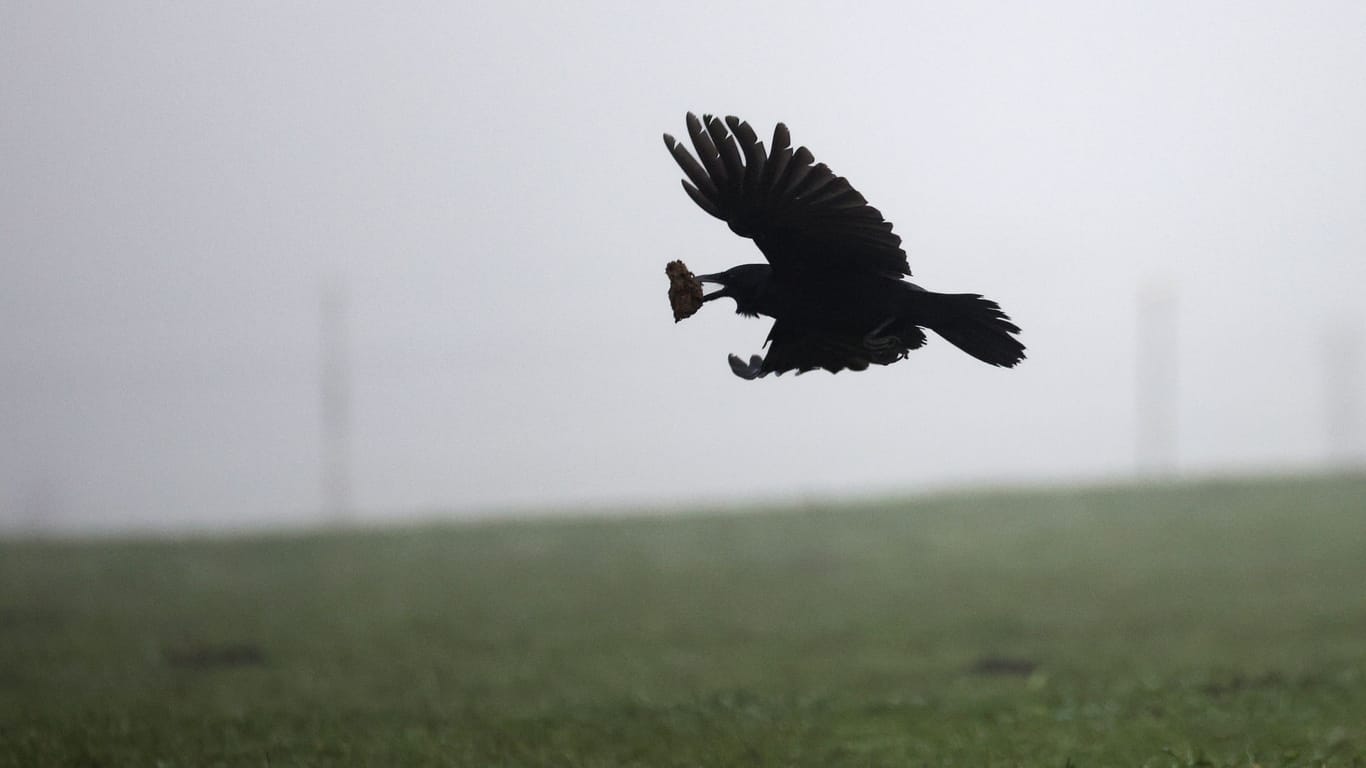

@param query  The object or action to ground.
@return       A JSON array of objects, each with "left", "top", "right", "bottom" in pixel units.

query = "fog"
[{"left": 3, "top": 2, "right": 1364, "bottom": 532}]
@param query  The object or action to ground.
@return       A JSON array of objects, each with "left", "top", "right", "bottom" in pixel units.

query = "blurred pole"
[
  {"left": 320, "top": 276, "right": 353, "bottom": 521},
  {"left": 1136, "top": 283, "right": 1178, "bottom": 476},
  {"left": 20, "top": 472, "right": 59, "bottom": 533},
  {"left": 1323, "top": 324, "right": 1363, "bottom": 467}
]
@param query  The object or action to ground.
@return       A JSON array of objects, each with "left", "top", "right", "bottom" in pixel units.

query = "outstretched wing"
[
  {"left": 664, "top": 113, "right": 910, "bottom": 280},
  {"left": 731, "top": 319, "right": 927, "bottom": 378}
]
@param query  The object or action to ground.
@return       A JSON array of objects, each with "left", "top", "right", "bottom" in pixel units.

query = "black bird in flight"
[{"left": 664, "top": 113, "right": 1025, "bottom": 379}]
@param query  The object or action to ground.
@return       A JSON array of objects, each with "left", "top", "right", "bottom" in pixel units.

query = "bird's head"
[{"left": 695, "top": 264, "right": 771, "bottom": 317}]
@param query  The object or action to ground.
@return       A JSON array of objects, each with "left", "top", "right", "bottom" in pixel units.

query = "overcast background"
[{"left": 3, "top": 1, "right": 1364, "bottom": 532}]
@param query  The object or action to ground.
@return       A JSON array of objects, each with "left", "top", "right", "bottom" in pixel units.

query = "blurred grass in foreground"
[{"left": 1, "top": 474, "right": 1364, "bottom": 766}]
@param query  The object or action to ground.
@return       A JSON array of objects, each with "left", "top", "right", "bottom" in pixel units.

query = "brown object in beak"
[{"left": 666, "top": 260, "right": 704, "bottom": 322}]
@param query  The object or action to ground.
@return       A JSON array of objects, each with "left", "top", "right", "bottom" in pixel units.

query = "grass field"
[{"left": 2, "top": 474, "right": 1364, "bottom": 766}]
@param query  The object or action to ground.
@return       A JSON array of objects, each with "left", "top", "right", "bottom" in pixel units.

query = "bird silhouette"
[{"left": 664, "top": 113, "right": 1025, "bottom": 379}]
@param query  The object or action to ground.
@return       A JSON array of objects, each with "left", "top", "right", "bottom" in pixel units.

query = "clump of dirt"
[{"left": 666, "top": 260, "right": 704, "bottom": 322}]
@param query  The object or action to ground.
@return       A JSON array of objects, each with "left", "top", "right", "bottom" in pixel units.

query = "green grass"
[{"left": 2, "top": 474, "right": 1365, "bottom": 766}]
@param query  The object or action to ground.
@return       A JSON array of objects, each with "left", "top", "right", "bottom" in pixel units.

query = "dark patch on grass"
[
  {"left": 1199, "top": 671, "right": 1287, "bottom": 697},
  {"left": 0, "top": 606, "right": 60, "bottom": 630},
  {"left": 968, "top": 655, "right": 1038, "bottom": 677},
  {"left": 163, "top": 642, "right": 266, "bottom": 670}
]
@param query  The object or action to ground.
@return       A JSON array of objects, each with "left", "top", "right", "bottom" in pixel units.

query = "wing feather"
[
  {"left": 665, "top": 114, "right": 910, "bottom": 278},
  {"left": 705, "top": 115, "right": 746, "bottom": 184},
  {"left": 726, "top": 116, "right": 766, "bottom": 190},
  {"left": 686, "top": 113, "right": 727, "bottom": 184},
  {"left": 800, "top": 176, "right": 853, "bottom": 207},
  {"left": 792, "top": 163, "right": 838, "bottom": 199},
  {"left": 681, "top": 180, "right": 722, "bottom": 219},
  {"left": 776, "top": 149, "right": 816, "bottom": 199},
  {"left": 663, "top": 134, "right": 717, "bottom": 196},
  {"left": 760, "top": 124, "right": 791, "bottom": 187}
]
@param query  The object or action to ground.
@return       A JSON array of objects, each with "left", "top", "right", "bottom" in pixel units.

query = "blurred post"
[
  {"left": 1136, "top": 283, "right": 1178, "bottom": 476},
  {"left": 320, "top": 276, "right": 353, "bottom": 520},
  {"left": 19, "top": 472, "right": 60, "bottom": 534},
  {"left": 1323, "top": 324, "right": 1363, "bottom": 467}
]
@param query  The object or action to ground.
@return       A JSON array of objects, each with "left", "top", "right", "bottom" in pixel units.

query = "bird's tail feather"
[{"left": 916, "top": 292, "right": 1026, "bottom": 367}]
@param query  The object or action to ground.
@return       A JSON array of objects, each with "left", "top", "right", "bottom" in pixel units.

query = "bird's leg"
[
  {"left": 727, "top": 353, "right": 766, "bottom": 380},
  {"left": 863, "top": 317, "right": 909, "bottom": 362},
  {"left": 863, "top": 317, "right": 899, "bottom": 350}
]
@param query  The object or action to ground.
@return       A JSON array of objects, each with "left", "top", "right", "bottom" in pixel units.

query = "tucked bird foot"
[
  {"left": 864, "top": 317, "right": 907, "bottom": 359},
  {"left": 728, "top": 354, "right": 766, "bottom": 379}
]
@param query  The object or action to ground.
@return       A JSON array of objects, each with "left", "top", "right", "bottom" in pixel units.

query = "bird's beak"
[{"left": 695, "top": 273, "right": 726, "bottom": 302}]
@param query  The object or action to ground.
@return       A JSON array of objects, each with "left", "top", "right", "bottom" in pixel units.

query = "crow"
[{"left": 664, "top": 113, "right": 1025, "bottom": 379}]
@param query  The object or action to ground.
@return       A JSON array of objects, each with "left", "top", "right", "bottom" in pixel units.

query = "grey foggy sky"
[{"left": 2, "top": 2, "right": 1365, "bottom": 530}]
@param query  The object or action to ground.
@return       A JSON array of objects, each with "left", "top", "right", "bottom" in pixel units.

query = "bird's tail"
[{"left": 915, "top": 291, "right": 1026, "bottom": 367}]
